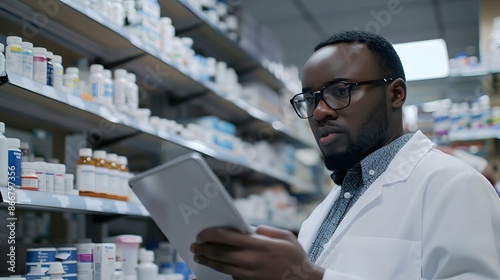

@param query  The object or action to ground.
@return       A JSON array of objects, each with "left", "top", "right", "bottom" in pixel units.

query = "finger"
[
  {"left": 255, "top": 225, "right": 296, "bottom": 241},
  {"left": 197, "top": 227, "right": 258, "bottom": 248},
  {"left": 191, "top": 242, "right": 251, "bottom": 267},
  {"left": 194, "top": 255, "right": 254, "bottom": 279}
]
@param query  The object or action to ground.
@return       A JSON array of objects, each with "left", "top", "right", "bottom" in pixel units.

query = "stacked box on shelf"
[
  {"left": 242, "top": 82, "right": 284, "bottom": 120},
  {"left": 180, "top": 116, "right": 238, "bottom": 152}
]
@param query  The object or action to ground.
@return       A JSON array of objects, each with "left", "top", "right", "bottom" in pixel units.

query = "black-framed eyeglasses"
[{"left": 289, "top": 78, "right": 394, "bottom": 119}]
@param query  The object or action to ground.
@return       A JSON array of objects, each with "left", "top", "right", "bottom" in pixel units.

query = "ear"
[{"left": 389, "top": 78, "right": 406, "bottom": 109}]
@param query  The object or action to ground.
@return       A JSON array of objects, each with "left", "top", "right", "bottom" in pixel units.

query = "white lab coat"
[{"left": 298, "top": 131, "right": 500, "bottom": 280}]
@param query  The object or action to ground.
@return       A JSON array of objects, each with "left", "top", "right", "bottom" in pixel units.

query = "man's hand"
[{"left": 190, "top": 225, "right": 324, "bottom": 280}]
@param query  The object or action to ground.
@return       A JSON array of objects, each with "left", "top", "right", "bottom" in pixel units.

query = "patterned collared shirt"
[{"left": 308, "top": 133, "right": 413, "bottom": 262}]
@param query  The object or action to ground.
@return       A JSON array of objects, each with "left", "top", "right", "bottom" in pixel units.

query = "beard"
[{"left": 322, "top": 96, "right": 389, "bottom": 171}]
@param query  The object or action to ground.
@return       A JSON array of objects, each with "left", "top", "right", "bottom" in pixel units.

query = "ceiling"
[
  {"left": 240, "top": 0, "right": 480, "bottom": 71},
  {"left": 237, "top": 0, "right": 486, "bottom": 105}
]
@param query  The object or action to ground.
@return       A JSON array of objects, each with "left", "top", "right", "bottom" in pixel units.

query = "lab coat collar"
[{"left": 300, "top": 131, "right": 435, "bottom": 264}]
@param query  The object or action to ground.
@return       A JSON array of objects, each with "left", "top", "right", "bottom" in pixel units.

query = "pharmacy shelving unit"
[
  {"left": 0, "top": 0, "right": 314, "bottom": 149},
  {"left": 157, "top": 0, "right": 291, "bottom": 92},
  {"left": 0, "top": 72, "right": 319, "bottom": 194},
  {"left": 0, "top": 0, "right": 323, "bottom": 246},
  {"left": 0, "top": 186, "right": 150, "bottom": 216}
]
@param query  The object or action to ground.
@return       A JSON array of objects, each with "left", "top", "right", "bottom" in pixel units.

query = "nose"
[{"left": 313, "top": 99, "right": 339, "bottom": 121}]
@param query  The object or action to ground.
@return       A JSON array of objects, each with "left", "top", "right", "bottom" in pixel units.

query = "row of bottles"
[{"left": 77, "top": 148, "right": 130, "bottom": 201}]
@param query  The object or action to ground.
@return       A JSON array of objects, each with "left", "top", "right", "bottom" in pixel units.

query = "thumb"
[{"left": 255, "top": 225, "right": 296, "bottom": 241}]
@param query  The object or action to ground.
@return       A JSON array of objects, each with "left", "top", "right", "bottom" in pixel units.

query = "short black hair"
[{"left": 315, "top": 30, "right": 406, "bottom": 81}]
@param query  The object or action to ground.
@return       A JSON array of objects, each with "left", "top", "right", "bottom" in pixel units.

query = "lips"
[{"left": 315, "top": 125, "right": 345, "bottom": 145}]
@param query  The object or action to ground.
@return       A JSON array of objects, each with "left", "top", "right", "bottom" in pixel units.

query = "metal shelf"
[
  {"left": 448, "top": 128, "right": 500, "bottom": 141},
  {"left": 2, "top": 0, "right": 312, "bottom": 148},
  {"left": 0, "top": 187, "right": 150, "bottom": 216},
  {"left": 158, "top": 0, "right": 290, "bottom": 92},
  {"left": 0, "top": 73, "right": 318, "bottom": 194}
]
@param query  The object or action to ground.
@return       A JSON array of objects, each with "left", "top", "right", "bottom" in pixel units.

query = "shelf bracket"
[
  {"left": 90, "top": 131, "right": 142, "bottom": 149},
  {"left": 102, "top": 52, "right": 148, "bottom": 69}
]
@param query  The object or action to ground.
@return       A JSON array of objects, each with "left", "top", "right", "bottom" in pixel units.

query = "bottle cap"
[
  {"left": 0, "top": 43, "right": 4, "bottom": 52},
  {"left": 34, "top": 161, "right": 47, "bottom": 171},
  {"left": 106, "top": 153, "right": 118, "bottom": 162},
  {"left": 53, "top": 55, "right": 62, "bottom": 64},
  {"left": 55, "top": 164, "right": 66, "bottom": 174},
  {"left": 20, "top": 141, "right": 29, "bottom": 150},
  {"left": 21, "top": 161, "right": 37, "bottom": 170},
  {"left": 117, "top": 156, "right": 128, "bottom": 166},
  {"left": 0, "top": 122, "right": 4, "bottom": 133},
  {"left": 140, "top": 250, "right": 154, "bottom": 263},
  {"left": 114, "top": 260, "right": 122, "bottom": 270},
  {"left": 160, "top": 17, "right": 172, "bottom": 25},
  {"left": 45, "top": 163, "right": 55, "bottom": 172},
  {"left": 46, "top": 51, "right": 53, "bottom": 59},
  {"left": 93, "top": 150, "right": 107, "bottom": 159},
  {"left": 64, "top": 173, "right": 74, "bottom": 180},
  {"left": 114, "top": 69, "right": 127, "bottom": 78},
  {"left": 90, "top": 64, "right": 104, "bottom": 73},
  {"left": 103, "top": 69, "right": 112, "bottom": 79},
  {"left": 126, "top": 73, "right": 136, "bottom": 83},
  {"left": 33, "top": 47, "right": 47, "bottom": 55},
  {"left": 78, "top": 148, "right": 93, "bottom": 157},
  {"left": 66, "top": 67, "right": 79, "bottom": 74},
  {"left": 7, "top": 138, "right": 20, "bottom": 148},
  {"left": 6, "top": 36, "right": 22, "bottom": 44},
  {"left": 21, "top": 41, "right": 33, "bottom": 49},
  {"left": 48, "top": 261, "right": 65, "bottom": 275},
  {"left": 27, "top": 263, "right": 46, "bottom": 275}
]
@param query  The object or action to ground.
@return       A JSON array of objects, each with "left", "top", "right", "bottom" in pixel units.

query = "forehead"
[{"left": 301, "top": 43, "right": 379, "bottom": 88}]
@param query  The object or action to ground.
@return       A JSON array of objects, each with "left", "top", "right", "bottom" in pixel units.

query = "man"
[{"left": 190, "top": 30, "right": 500, "bottom": 279}]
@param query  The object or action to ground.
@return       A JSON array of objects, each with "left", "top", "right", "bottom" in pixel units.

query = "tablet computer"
[{"left": 129, "top": 152, "right": 252, "bottom": 280}]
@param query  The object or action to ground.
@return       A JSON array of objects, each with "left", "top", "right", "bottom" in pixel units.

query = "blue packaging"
[
  {"left": 7, "top": 139, "right": 22, "bottom": 188},
  {"left": 56, "top": 247, "right": 77, "bottom": 261},
  {"left": 26, "top": 247, "right": 56, "bottom": 263},
  {"left": 62, "top": 260, "right": 77, "bottom": 274},
  {"left": 62, "top": 273, "right": 77, "bottom": 280},
  {"left": 25, "top": 262, "right": 50, "bottom": 277}
]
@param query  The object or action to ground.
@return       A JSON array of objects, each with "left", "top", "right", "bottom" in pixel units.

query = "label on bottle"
[
  {"left": 35, "top": 170, "right": 46, "bottom": 191},
  {"left": 21, "top": 176, "right": 38, "bottom": 190},
  {"left": 91, "top": 81, "right": 99, "bottom": 98},
  {"left": 46, "top": 60, "right": 53, "bottom": 86},
  {"left": 107, "top": 169, "right": 120, "bottom": 196},
  {"left": 45, "top": 170, "right": 54, "bottom": 192},
  {"left": 8, "top": 149, "right": 22, "bottom": 188},
  {"left": 6, "top": 46, "right": 23, "bottom": 75},
  {"left": 95, "top": 166, "right": 109, "bottom": 194},
  {"left": 33, "top": 55, "right": 47, "bottom": 84},
  {"left": 22, "top": 50, "right": 33, "bottom": 79},
  {"left": 54, "top": 173, "right": 64, "bottom": 194},
  {"left": 76, "top": 164, "right": 96, "bottom": 192}
]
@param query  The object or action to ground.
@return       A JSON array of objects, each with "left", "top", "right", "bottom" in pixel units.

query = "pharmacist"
[{"left": 190, "top": 30, "right": 500, "bottom": 279}]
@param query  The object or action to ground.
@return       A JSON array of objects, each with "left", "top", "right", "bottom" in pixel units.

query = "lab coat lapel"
[
  {"left": 315, "top": 131, "right": 434, "bottom": 265},
  {"left": 298, "top": 187, "right": 341, "bottom": 253}
]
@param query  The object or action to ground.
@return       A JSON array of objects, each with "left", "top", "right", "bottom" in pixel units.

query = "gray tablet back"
[{"left": 129, "top": 152, "right": 250, "bottom": 280}]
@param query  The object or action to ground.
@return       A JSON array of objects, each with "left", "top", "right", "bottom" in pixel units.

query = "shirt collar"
[{"left": 331, "top": 133, "right": 413, "bottom": 186}]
